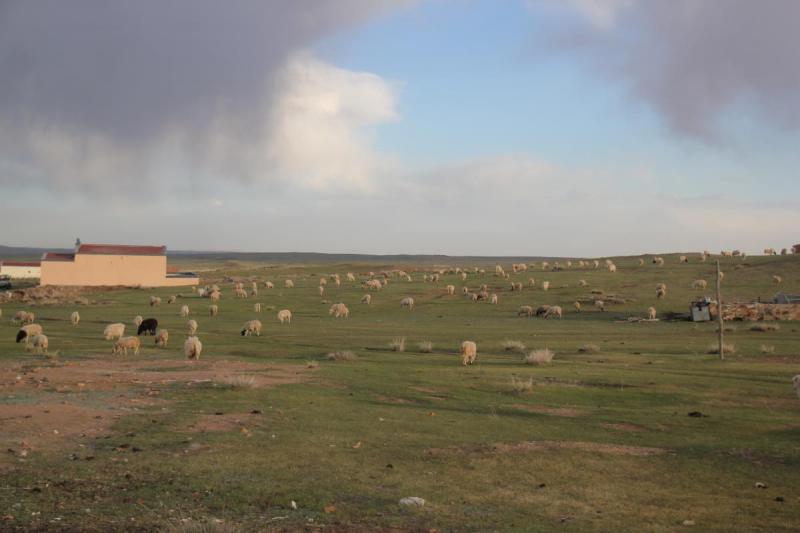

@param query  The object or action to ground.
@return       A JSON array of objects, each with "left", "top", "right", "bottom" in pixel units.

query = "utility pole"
[{"left": 716, "top": 260, "right": 724, "bottom": 360}]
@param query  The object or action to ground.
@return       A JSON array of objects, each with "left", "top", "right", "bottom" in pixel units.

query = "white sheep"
[
  {"left": 647, "top": 307, "right": 657, "bottom": 320},
  {"left": 361, "top": 294, "right": 372, "bottom": 305},
  {"left": 103, "top": 323, "right": 126, "bottom": 341},
  {"left": 460, "top": 341, "right": 477, "bottom": 366},
  {"left": 27, "top": 334, "right": 49, "bottom": 355},
  {"left": 347, "top": 273, "right": 356, "bottom": 282},
  {"left": 168, "top": 295, "right": 177, "bottom": 304},
  {"left": 155, "top": 329, "right": 169, "bottom": 347},
  {"left": 284, "top": 279, "right": 294, "bottom": 289},
  {"left": 70, "top": 311, "right": 80, "bottom": 326},
  {"left": 187, "top": 319, "right": 198, "bottom": 335},
  {"left": 608, "top": 263, "right": 617, "bottom": 273},
  {"left": 112, "top": 336, "right": 140, "bottom": 356},
  {"left": 265, "top": 281, "right": 274, "bottom": 289},
  {"left": 490, "top": 293, "right": 498, "bottom": 304},
  {"left": 656, "top": 283, "right": 667, "bottom": 299},
  {"left": 184, "top": 336, "right": 202, "bottom": 360},
  {"left": 574, "top": 301, "right": 581, "bottom": 312},
  {"left": 16, "top": 324, "right": 43, "bottom": 344},
  {"left": 241, "top": 319, "right": 262, "bottom": 336},
  {"left": 277, "top": 309, "right": 292, "bottom": 324},
  {"left": 209, "top": 304, "right": 219, "bottom": 317},
  {"left": 773, "top": 275, "right": 783, "bottom": 284},
  {"left": 133, "top": 315, "right": 143, "bottom": 327},
  {"left": 400, "top": 297, "right": 415, "bottom": 310},
  {"left": 692, "top": 279, "right": 708, "bottom": 290},
  {"left": 180, "top": 305, "right": 190, "bottom": 318},
  {"left": 542, "top": 281, "right": 550, "bottom": 291},
  {"left": 446, "top": 285, "right": 456, "bottom": 295},
  {"left": 150, "top": 296, "right": 161, "bottom": 307},
  {"left": 518, "top": 305, "right": 534, "bottom": 317},
  {"left": 595, "top": 300, "right": 605, "bottom": 312},
  {"left": 319, "top": 277, "right": 327, "bottom": 286},
  {"left": 329, "top": 303, "right": 350, "bottom": 318},
  {"left": 544, "top": 306, "right": 563, "bottom": 319},
  {"left": 679, "top": 255, "right": 688, "bottom": 263}
]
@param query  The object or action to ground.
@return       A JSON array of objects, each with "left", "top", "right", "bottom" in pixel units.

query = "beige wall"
[
  {"left": 0, "top": 265, "right": 41, "bottom": 278},
  {"left": 41, "top": 254, "right": 198, "bottom": 287}
]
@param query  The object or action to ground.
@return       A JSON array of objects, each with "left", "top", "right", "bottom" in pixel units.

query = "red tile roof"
[
  {"left": 0, "top": 261, "right": 41, "bottom": 267},
  {"left": 42, "top": 252, "right": 76, "bottom": 262},
  {"left": 77, "top": 244, "right": 166, "bottom": 256}
]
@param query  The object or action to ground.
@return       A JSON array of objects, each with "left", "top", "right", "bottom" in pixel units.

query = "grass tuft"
[
  {"left": 524, "top": 348, "right": 555, "bottom": 365},
  {"left": 216, "top": 375, "right": 257, "bottom": 388},
  {"left": 707, "top": 343, "right": 736, "bottom": 355},
  {"left": 501, "top": 340, "right": 526, "bottom": 353},
  {"left": 327, "top": 350, "right": 357, "bottom": 362},
  {"left": 510, "top": 375, "right": 534, "bottom": 394},
  {"left": 390, "top": 337, "right": 406, "bottom": 352},
  {"left": 418, "top": 341, "right": 433, "bottom": 353},
  {"left": 578, "top": 343, "right": 600, "bottom": 354},
  {"left": 760, "top": 344, "right": 775, "bottom": 354}
]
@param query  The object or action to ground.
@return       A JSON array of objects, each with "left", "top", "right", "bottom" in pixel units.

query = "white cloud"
[{"left": 565, "top": 0, "right": 635, "bottom": 29}]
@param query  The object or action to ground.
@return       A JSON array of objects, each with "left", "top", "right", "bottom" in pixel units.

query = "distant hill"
[{"left": 0, "top": 244, "right": 556, "bottom": 265}]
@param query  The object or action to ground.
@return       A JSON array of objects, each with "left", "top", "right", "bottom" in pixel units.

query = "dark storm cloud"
[
  {"left": 0, "top": 0, "right": 407, "bottom": 144},
  {"left": 551, "top": 0, "right": 800, "bottom": 138}
]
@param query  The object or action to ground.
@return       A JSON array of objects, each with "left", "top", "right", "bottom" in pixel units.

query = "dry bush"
[
  {"left": 707, "top": 343, "right": 736, "bottom": 355},
  {"left": 217, "top": 375, "right": 257, "bottom": 388},
  {"left": 389, "top": 337, "right": 406, "bottom": 352},
  {"left": 750, "top": 323, "right": 780, "bottom": 332},
  {"left": 418, "top": 341, "right": 433, "bottom": 353},
  {"left": 760, "top": 344, "right": 775, "bottom": 354},
  {"left": 502, "top": 340, "right": 527, "bottom": 353},
  {"left": 510, "top": 375, "right": 534, "bottom": 394},
  {"left": 525, "top": 348, "right": 555, "bottom": 365},
  {"left": 327, "top": 350, "right": 357, "bottom": 362},
  {"left": 578, "top": 343, "right": 600, "bottom": 354}
]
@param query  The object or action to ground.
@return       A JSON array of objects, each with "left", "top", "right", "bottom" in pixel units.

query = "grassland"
[{"left": 1, "top": 253, "right": 799, "bottom": 532}]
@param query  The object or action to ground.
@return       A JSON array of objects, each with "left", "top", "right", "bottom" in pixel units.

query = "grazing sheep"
[
  {"left": 209, "top": 290, "right": 221, "bottom": 302},
  {"left": 329, "top": 303, "right": 350, "bottom": 318},
  {"left": 446, "top": 284, "right": 456, "bottom": 295},
  {"left": 654, "top": 256, "right": 665, "bottom": 266},
  {"left": 460, "top": 341, "right": 477, "bottom": 366},
  {"left": 638, "top": 258, "right": 645, "bottom": 266},
  {"left": 542, "top": 281, "right": 550, "bottom": 291},
  {"left": 187, "top": 319, "right": 198, "bottom": 335},
  {"left": 773, "top": 275, "right": 783, "bottom": 284},
  {"left": 319, "top": 286, "right": 325, "bottom": 296},
  {"left": 347, "top": 272, "right": 356, "bottom": 282},
  {"left": 361, "top": 294, "right": 372, "bottom": 305},
  {"left": 22, "top": 311, "right": 34, "bottom": 325},
  {"left": 699, "top": 253, "right": 708, "bottom": 262},
  {"left": 594, "top": 300, "right": 605, "bottom": 312},
  {"left": 103, "top": 323, "right": 126, "bottom": 341},
  {"left": 461, "top": 272, "right": 468, "bottom": 281},
  {"left": 490, "top": 293, "right": 498, "bottom": 304},
  {"left": 16, "top": 324, "right": 43, "bottom": 344},
  {"left": 718, "top": 271, "right": 725, "bottom": 280},
  {"left": 11, "top": 310, "right": 30, "bottom": 325},
  {"left": 721, "top": 250, "right": 733, "bottom": 257},
  {"left": 112, "top": 336, "right": 140, "bottom": 356},
  {"left": 608, "top": 263, "right": 617, "bottom": 273},
  {"left": 277, "top": 309, "right": 292, "bottom": 324},
  {"left": 679, "top": 255, "right": 688, "bottom": 263},
  {"left": 235, "top": 287, "right": 247, "bottom": 299},
  {"left": 692, "top": 279, "right": 708, "bottom": 290},
  {"left": 251, "top": 288, "right": 258, "bottom": 297},
  {"left": 512, "top": 282, "right": 523, "bottom": 291},
  {"left": 150, "top": 296, "right": 161, "bottom": 307},
  {"left": 241, "top": 319, "right": 262, "bottom": 336},
  {"left": 541, "top": 262, "right": 549, "bottom": 270},
  {"left": 764, "top": 248, "right": 776, "bottom": 256},
  {"left": 527, "top": 278, "right": 536, "bottom": 287},
  {"left": 364, "top": 279, "right": 382, "bottom": 291},
  {"left": 535, "top": 305, "right": 551, "bottom": 317},
  {"left": 319, "top": 277, "right": 327, "bottom": 286},
  {"left": 209, "top": 304, "right": 219, "bottom": 317},
  {"left": 155, "top": 329, "right": 169, "bottom": 347},
  {"left": 656, "top": 283, "right": 667, "bottom": 299},
  {"left": 647, "top": 307, "right": 657, "bottom": 320},
  {"left": 578, "top": 279, "right": 588, "bottom": 287},
  {"left": 168, "top": 295, "right": 177, "bottom": 304},
  {"left": 574, "top": 301, "right": 581, "bottom": 312},
  {"left": 793, "top": 375, "right": 800, "bottom": 399},
  {"left": 284, "top": 279, "right": 294, "bottom": 289},
  {"left": 265, "top": 281, "right": 274, "bottom": 289},
  {"left": 544, "top": 306, "right": 563, "bottom": 319},
  {"left": 70, "top": 311, "right": 80, "bottom": 326},
  {"left": 593, "top": 260, "right": 600, "bottom": 269},
  {"left": 251, "top": 281, "right": 258, "bottom": 292},
  {"left": 400, "top": 297, "right": 415, "bottom": 310},
  {"left": 184, "top": 336, "right": 202, "bottom": 360},
  {"left": 180, "top": 305, "right": 190, "bottom": 318},
  {"left": 137, "top": 318, "right": 158, "bottom": 336},
  {"left": 27, "top": 334, "right": 48, "bottom": 355},
  {"left": 469, "top": 292, "right": 479, "bottom": 302},
  {"left": 133, "top": 315, "right": 143, "bottom": 327},
  {"left": 517, "top": 305, "right": 534, "bottom": 317}
]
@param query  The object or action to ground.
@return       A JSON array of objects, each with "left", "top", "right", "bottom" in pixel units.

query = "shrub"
[
  {"left": 501, "top": 340, "right": 526, "bottom": 353},
  {"left": 390, "top": 337, "right": 406, "bottom": 352},
  {"left": 525, "top": 348, "right": 555, "bottom": 365},
  {"left": 418, "top": 341, "right": 433, "bottom": 353},
  {"left": 510, "top": 375, "right": 534, "bottom": 394},
  {"left": 578, "top": 343, "right": 600, "bottom": 354},
  {"left": 707, "top": 343, "right": 736, "bottom": 355},
  {"left": 327, "top": 351, "right": 357, "bottom": 362},
  {"left": 751, "top": 323, "right": 780, "bottom": 332}
]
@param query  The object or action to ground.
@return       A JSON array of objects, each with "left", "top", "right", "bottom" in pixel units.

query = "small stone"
[
  {"left": 682, "top": 520, "right": 695, "bottom": 526},
  {"left": 290, "top": 500, "right": 297, "bottom": 510},
  {"left": 755, "top": 482, "right": 767, "bottom": 489},
  {"left": 399, "top": 497, "right": 425, "bottom": 507}
]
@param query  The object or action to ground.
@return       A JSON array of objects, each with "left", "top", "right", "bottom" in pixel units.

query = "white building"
[{"left": 0, "top": 261, "right": 41, "bottom": 278}]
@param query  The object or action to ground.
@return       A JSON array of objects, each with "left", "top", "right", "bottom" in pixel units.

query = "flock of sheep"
[{"left": 5, "top": 250, "right": 797, "bottom": 394}]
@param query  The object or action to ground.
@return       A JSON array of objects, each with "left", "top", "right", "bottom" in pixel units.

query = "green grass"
[{"left": 1, "top": 253, "right": 799, "bottom": 531}]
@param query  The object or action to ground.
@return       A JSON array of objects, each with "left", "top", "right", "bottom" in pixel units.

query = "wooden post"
[{"left": 716, "top": 260, "right": 724, "bottom": 360}]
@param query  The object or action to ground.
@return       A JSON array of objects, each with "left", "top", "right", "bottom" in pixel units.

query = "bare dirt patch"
[
  {"left": 511, "top": 403, "right": 588, "bottom": 418},
  {"left": 426, "top": 440, "right": 668, "bottom": 457}
]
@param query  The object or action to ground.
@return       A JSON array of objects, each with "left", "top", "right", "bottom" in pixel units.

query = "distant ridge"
[{"left": 0, "top": 244, "right": 556, "bottom": 264}]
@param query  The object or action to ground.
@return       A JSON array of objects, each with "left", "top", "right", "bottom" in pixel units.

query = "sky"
[{"left": 1, "top": 0, "right": 799, "bottom": 256}]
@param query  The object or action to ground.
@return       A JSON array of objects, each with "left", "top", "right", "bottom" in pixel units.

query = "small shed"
[{"left": 690, "top": 297, "right": 712, "bottom": 322}]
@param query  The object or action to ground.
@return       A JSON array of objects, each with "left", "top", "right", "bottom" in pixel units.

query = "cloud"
[
  {"left": 0, "top": 0, "right": 409, "bottom": 192},
  {"left": 538, "top": 0, "right": 800, "bottom": 138}
]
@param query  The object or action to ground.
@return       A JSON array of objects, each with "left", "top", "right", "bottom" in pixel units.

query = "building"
[
  {"left": 0, "top": 260, "right": 41, "bottom": 278},
  {"left": 40, "top": 243, "right": 199, "bottom": 287}
]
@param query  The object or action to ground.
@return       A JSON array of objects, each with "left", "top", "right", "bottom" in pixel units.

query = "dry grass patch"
[
  {"left": 760, "top": 344, "right": 775, "bottom": 354},
  {"left": 216, "top": 374, "right": 258, "bottom": 388},
  {"left": 502, "top": 340, "right": 527, "bottom": 353},
  {"left": 389, "top": 337, "right": 406, "bottom": 352},
  {"left": 327, "top": 350, "right": 358, "bottom": 362},
  {"left": 578, "top": 343, "right": 600, "bottom": 354},
  {"left": 524, "top": 348, "right": 555, "bottom": 365},
  {"left": 418, "top": 340, "right": 433, "bottom": 353},
  {"left": 510, "top": 375, "right": 534, "bottom": 394},
  {"left": 707, "top": 343, "right": 736, "bottom": 355}
]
